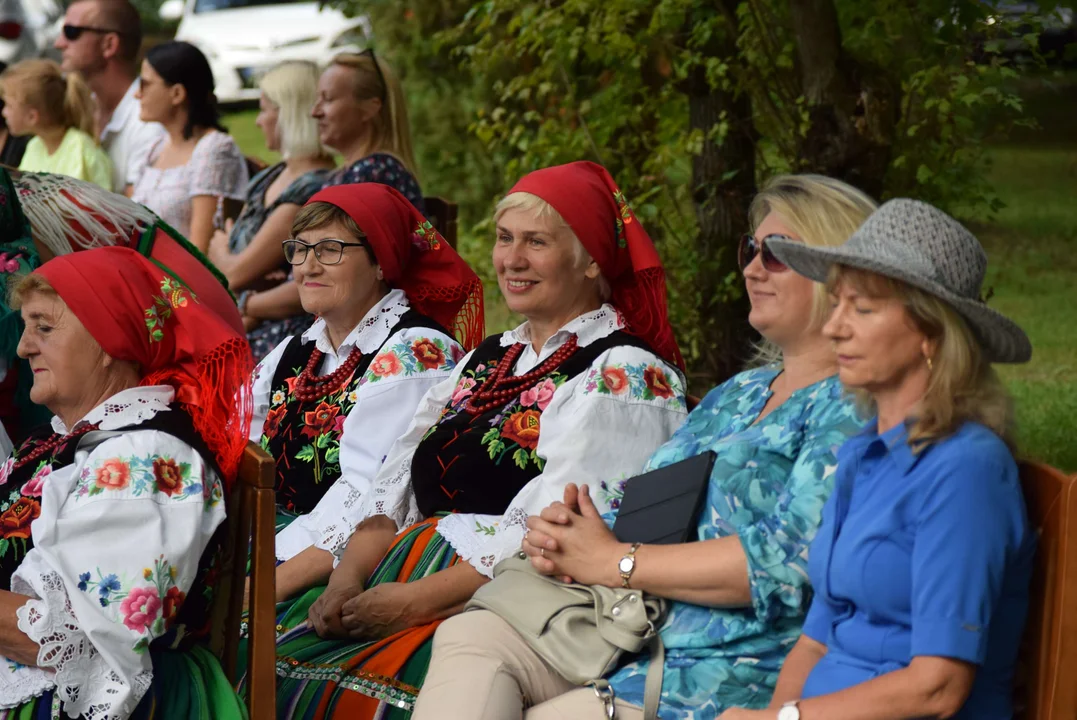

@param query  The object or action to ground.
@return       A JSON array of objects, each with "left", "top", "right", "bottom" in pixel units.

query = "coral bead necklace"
[
  {"left": 464, "top": 335, "right": 579, "bottom": 415},
  {"left": 14, "top": 423, "right": 100, "bottom": 470},
  {"left": 292, "top": 348, "right": 364, "bottom": 403}
]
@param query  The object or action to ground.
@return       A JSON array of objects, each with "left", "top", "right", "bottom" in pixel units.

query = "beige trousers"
[{"left": 412, "top": 610, "right": 645, "bottom": 720}]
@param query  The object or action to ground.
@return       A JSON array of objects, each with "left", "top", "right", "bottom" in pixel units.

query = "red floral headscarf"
[
  {"left": 36, "top": 247, "right": 253, "bottom": 485},
  {"left": 306, "top": 184, "right": 484, "bottom": 350},
  {"left": 507, "top": 161, "right": 684, "bottom": 370}
]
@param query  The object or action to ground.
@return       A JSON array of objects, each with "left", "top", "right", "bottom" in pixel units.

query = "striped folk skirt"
[{"left": 243, "top": 516, "right": 460, "bottom": 719}]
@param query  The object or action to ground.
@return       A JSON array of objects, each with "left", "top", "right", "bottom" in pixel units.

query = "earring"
[{"left": 926, "top": 356, "right": 933, "bottom": 372}]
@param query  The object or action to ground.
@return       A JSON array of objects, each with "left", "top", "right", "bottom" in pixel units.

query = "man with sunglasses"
[{"left": 55, "top": 0, "right": 164, "bottom": 195}]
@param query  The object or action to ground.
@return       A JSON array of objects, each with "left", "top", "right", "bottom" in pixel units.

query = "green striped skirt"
[{"left": 241, "top": 515, "right": 459, "bottom": 719}]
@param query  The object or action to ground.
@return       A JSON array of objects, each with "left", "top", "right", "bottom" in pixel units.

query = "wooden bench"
[
  {"left": 1016, "top": 461, "right": 1077, "bottom": 720},
  {"left": 424, "top": 196, "right": 458, "bottom": 249}
]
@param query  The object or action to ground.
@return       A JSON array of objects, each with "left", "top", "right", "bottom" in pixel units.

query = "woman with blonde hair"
[
  {"left": 207, "top": 60, "right": 335, "bottom": 360},
  {"left": 312, "top": 50, "right": 420, "bottom": 206},
  {"left": 238, "top": 50, "right": 423, "bottom": 352},
  {"left": 413, "top": 174, "right": 875, "bottom": 720},
  {"left": 719, "top": 200, "right": 1034, "bottom": 720},
  {"left": 1, "top": 59, "right": 111, "bottom": 189}
]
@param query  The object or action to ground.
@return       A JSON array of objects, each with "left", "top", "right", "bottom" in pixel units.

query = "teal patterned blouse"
[{"left": 603, "top": 365, "right": 865, "bottom": 719}]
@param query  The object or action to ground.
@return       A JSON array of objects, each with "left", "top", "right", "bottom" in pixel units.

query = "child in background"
[{"left": 1, "top": 59, "right": 112, "bottom": 189}]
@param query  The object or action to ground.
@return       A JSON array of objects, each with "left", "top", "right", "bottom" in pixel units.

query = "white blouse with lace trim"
[
  {"left": 342, "top": 304, "right": 690, "bottom": 577},
  {"left": 249, "top": 289, "right": 464, "bottom": 562},
  {"left": 0, "top": 385, "right": 226, "bottom": 719}
]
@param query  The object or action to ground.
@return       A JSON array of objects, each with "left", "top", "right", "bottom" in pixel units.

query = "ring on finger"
[{"left": 540, "top": 547, "right": 546, "bottom": 558}]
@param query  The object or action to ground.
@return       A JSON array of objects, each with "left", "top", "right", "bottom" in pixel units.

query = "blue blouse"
[
  {"left": 603, "top": 366, "right": 864, "bottom": 720},
  {"left": 802, "top": 421, "right": 1035, "bottom": 719}
]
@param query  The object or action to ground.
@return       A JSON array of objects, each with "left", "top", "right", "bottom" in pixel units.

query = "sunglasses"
[
  {"left": 738, "top": 233, "right": 792, "bottom": 273},
  {"left": 283, "top": 238, "right": 367, "bottom": 266},
  {"left": 62, "top": 24, "right": 123, "bottom": 41},
  {"left": 359, "top": 48, "right": 388, "bottom": 103}
]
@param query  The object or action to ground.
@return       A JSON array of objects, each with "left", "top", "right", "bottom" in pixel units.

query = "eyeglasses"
[
  {"left": 62, "top": 24, "right": 123, "bottom": 41},
  {"left": 359, "top": 48, "right": 388, "bottom": 103},
  {"left": 738, "top": 233, "right": 791, "bottom": 273},
  {"left": 283, "top": 238, "right": 367, "bottom": 266}
]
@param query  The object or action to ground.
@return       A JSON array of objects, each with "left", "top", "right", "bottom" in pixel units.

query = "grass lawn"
[{"left": 222, "top": 74, "right": 1076, "bottom": 470}]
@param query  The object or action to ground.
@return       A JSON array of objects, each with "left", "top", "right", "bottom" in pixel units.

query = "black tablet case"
[{"left": 611, "top": 450, "right": 716, "bottom": 545}]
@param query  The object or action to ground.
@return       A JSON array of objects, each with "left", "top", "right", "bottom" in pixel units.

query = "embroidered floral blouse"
[
  {"left": 249, "top": 289, "right": 463, "bottom": 561},
  {"left": 0, "top": 385, "right": 226, "bottom": 718},
  {"left": 602, "top": 366, "right": 865, "bottom": 720},
  {"left": 349, "top": 305, "right": 689, "bottom": 576}
]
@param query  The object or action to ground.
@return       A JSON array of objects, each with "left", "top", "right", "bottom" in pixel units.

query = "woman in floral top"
[
  {"left": 0, "top": 246, "right": 250, "bottom": 718},
  {"left": 205, "top": 61, "right": 335, "bottom": 362},
  {"left": 414, "top": 174, "right": 877, "bottom": 720},
  {"left": 235, "top": 52, "right": 424, "bottom": 352},
  {"left": 264, "top": 162, "right": 687, "bottom": 719}
]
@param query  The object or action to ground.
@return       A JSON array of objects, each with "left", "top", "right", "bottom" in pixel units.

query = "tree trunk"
[
  {"left": 684, "top": 6, "right": 757, "bottom": 390},
  {"left": 788, "top": 0, "right": 898, "bottom": 198}
]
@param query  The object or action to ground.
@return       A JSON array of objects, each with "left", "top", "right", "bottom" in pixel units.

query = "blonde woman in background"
[
  {"left": 240, "top": 50, "right": 423, "bottom": 349},
  {"left": 206, "top": 61, "right": 334, "bottom": 360},
  {"left": 1, "top": 59, "right": 111, "bottom": 189}
]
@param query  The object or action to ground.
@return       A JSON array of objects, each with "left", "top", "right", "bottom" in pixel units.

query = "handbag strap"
[{"left": 641, "top": 633, "right": 664, "bottom": 720}]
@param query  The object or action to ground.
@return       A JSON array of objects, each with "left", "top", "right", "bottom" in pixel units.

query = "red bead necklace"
[
  {"left": 14, "top": 423, "right": 100, "bottom": 470},
  {"left": 464, "top": 336, "right": 580, "bottom": 415},
  {"left": 293, "top": 348, "right": 364, "bottom": 403}
]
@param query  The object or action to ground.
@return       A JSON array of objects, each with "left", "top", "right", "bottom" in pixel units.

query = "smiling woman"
[
  {"left": 261, "top": 161, "right": 688, "bottom": 720},
  {"left": 245, "top": 183, "right": 481, "bottom": 619}
]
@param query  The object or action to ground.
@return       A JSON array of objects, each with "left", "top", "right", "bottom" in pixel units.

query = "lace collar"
[
  {"left": 302, "top": 289, "right": 411, "bottom": 358},
  {"left": 500, "top": 304, "right": 625, "bottom": 352},
  {"left": 51, "top": 385, "right": 175, "bottom": 434}
]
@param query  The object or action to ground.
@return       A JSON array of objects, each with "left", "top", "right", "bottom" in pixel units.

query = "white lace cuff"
[
  {"left": 438, "top": 512, "right": 528, "bottom": 578},
  {"left": 12, "top": 562, "right": 152, "bottom": 719},
  {"left": 0, "top": 659, "right": 53, "bottom": 709}
]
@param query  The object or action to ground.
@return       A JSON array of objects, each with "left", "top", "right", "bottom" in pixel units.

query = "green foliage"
[{"left": 324, "top": 0, "right": 1055, "bottom": 378}]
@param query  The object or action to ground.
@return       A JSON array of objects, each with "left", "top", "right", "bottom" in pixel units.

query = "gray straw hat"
[{"left": 767, "top": 198, "right": 1031, "bottom": 364}]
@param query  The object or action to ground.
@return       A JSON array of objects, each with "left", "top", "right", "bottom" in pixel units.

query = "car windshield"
[{"left": 193, "top": 0, "right": 306, "bottom": 13}]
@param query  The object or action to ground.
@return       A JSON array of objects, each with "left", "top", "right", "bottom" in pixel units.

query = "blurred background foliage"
[{"left": 322, "top": 0, "right": 1069, "bottom": 388}]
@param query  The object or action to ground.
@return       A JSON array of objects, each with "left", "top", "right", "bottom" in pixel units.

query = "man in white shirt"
[{"left": 54, "top": 0, "right": 165, "bottom": 194}]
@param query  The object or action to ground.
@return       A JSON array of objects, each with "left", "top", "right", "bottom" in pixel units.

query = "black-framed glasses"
[
  {"left": 359, "top": 48, "right": 387, "bottom": 103},
  {"left": 738, "top": 233, "right": 792, "bottom": 273},
  {"left": 283, "top": 238, "right": 367, "bottom": 266},
  {"left": 62, "top": 24, "right": 123, "bottom": 41}
]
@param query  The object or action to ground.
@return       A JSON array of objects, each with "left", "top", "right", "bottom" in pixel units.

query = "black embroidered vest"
[
  {"left": 261, "top": 310, "right": 452, "bottom": 514},
  {"left": 410, "top": 330, "right": 650, "bottom": 517},
  {"left": 0, "top": 410, "right": 223, "bottom": 648}
]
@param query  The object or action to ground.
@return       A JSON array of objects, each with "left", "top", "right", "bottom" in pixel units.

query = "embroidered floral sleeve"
[
  {"left": 322, "top": 354, "right": 474, "bottom": 560},
  {"left": 436, "top": 346, "right": 689, "bottom": 576},
  {"left": 3, "top": 430, "right": 226, "bottom": 717},
  {"left": 275, "top": 329, "right": 465, "bottom": 562}
]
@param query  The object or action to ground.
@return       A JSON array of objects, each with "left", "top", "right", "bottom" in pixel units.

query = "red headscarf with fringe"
[
  {"left": 307, "top": 184, "right": 484, "bottom": 350},
  {"left": 507, "top": 161, "right": 684, "bottom": 370},
  {"left": 36, "top": 247, "right": 253, "bottom": 486}
]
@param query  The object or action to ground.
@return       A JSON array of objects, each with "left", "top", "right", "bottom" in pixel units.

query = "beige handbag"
[{"left": 465, "top": 551, "right": 667, "bottom": 720}]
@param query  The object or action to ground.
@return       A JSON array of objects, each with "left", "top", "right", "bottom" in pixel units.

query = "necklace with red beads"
[
  {"left": 464, "top": 335, "right": 580, "bottom": 415},
  {"left": 292, "top": 348, "right": 364, "bottom": 402},
  {"left": 14, "top": 423, "right": 100, "bottom": 471}
]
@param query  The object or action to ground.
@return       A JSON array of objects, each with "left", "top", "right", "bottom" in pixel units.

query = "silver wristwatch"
[{"left": 776, "top": 700, "right": 800, "bottom": 720}]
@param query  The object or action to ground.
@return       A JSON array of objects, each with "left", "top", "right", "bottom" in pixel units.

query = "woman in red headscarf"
[
  {"left": 248, "top": 183, "right": 482, "bottom": 605},
  {"left": 0, "top": 246, "right": 251, "bottom": 718},
  {"left": 265, "top": 162, "right": 688, "bottom": 719}
]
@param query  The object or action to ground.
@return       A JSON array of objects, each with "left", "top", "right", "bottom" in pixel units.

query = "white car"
[
  {"left": 159, "top": 0, "right": 369, "bottom": 104},
  {"left": 0, "top": 0, "right": 63, "bottom": 67}
]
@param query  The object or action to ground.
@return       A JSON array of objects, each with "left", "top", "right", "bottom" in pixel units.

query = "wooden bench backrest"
[{"left": 1015, "top": 461, "right": 1077, "bottom": 720}]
